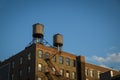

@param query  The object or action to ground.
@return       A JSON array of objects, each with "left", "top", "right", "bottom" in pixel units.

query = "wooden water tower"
[
  {"left": 53, "top": 34, "right": 63, "bottom": 52},
  {"left": 32, "top": 23, "right": 44, "bottom": 43}
]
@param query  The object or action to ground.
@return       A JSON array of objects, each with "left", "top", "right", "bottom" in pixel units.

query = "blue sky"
[{"left": 0, "top": 0, "right": 120, "bottom": 70}]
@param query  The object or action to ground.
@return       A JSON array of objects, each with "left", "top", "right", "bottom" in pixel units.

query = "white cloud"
[
  {"left": 92, "top": 53, "right": 120, "bottom": 63},
  {"left": 109, "top": 46, "right": 117, "bottom": 50},
  {"left": 92, "top": 56, "right": 106, "bottom": 63}
]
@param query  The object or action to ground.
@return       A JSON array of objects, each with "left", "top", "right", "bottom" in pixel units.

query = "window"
[
  {"left": 20, "top": 70, "right": 22, "bottom": 76},
  {"left": 66, "top": 58, "right": 70, "bottom": 66},
  {"left": 92, "top": 70, "right": 94, "bottom": 77},
  {"left": 28, "top": 53, "right": 31, "bottom": 60},
  {"left": 59, "top": 56, "right": 64, "bottom": 64},
  {"left": 11, "top": 74, "right": 14, "bottom": 80},
  {"left": 85, "top": 68, "right": 89, "bottom": 76},
  {"left": 38, "top": 50, "right": 43, "bottom": 58},
  {"left": 28, "top": 66, "right": 31, "bottom": 73},
  {"left": 12, "top": 61, "right": 15, "bottom": 69},
  {"left": 52, "top": 55, "right": 56, "bottom": 62},
  {"left": 71, "top": 60, "right": 76, "bottom": 67},
  {"left": 38, "top": 63, "right": 42, "bottom": 71},
  {"left": 19, "top": 69, "right": 22, "bottom": 80},
  {"left": 90, "top": 69, "right": 94, "bottom": 77},
  {"left": 66, "top": 70, "right": 70, "bottom": 78},
  {"left": 60, "top": 69, "right": 64, "bottom": 76},
  {"left": 52, "top": 67, "right": 56, "bottom": 74},
  {"left": 20, "top": 57, "right": 23, "bottom": 64},
  {"left": 38, "top": 77, "right": 42, "bottom": 80},
  {"left": 72, "top": 72, "right": 76, "bottom": 79},
  {"left": 45, "top": 52, "right": 50, "bottom": 59},
  {"left": 110, "top": 71, "right": 113, "bottom": 77},
  {"left": 97, "top": 71, "right": 100, "bottom": 78}
]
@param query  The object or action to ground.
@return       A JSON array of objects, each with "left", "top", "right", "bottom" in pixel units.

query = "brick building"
[
  {"left": 100, "top": 70, "right": 120, "bottom": 80},
  {"left": 85, "top": 63, "right": 119, "bottom": 80},
  {"left": 0, "top": 23, "right": 119, "bottom": 80}
]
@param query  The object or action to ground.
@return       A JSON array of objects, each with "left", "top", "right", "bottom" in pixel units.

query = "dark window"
[
  {"left": 52, "top": 55, "right": 56, "bottom": 62},
  {"left": 28, "top": 53, "right": 31, "bottom": 60},
  {"left": 19, "top": 69, "right": 22, "bottom": 80},
  {"left": 71, "top": 60, "right": 76, "bottom": 67},
  {"left": 66, "top": 58, "right": 70, "bottom": 66},
  {"left": 20, "top": 57, "right": 23, "bottom": 64},
  {"left": 45, "top": 52, "right": 50, "bottom": 59},
  {"left": 11, "top": 74, "right": 14, "bottom": 80},
  {"left": 59, "top": 56, "right": 64, "bottom": 64},
  {"left": 28, "top": 66, "right": 31, "bottom": 73},
  {"left": 12, "top": 61, "right": 15, "bottom": 68}
]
